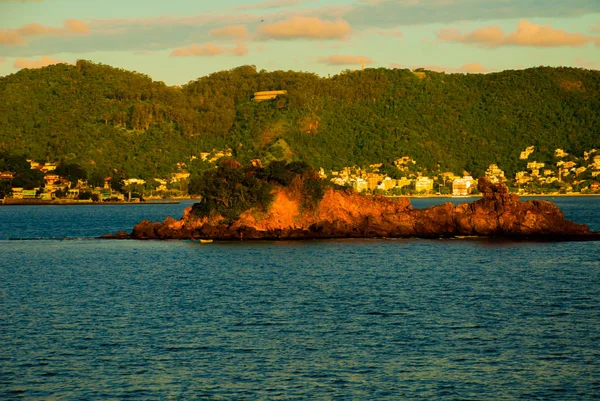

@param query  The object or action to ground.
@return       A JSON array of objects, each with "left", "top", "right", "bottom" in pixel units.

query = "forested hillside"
[{"left": 1, "top": 60, "right": 598, "bottom": 179}]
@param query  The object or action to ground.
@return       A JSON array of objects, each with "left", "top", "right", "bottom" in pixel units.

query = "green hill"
[{"left": 1, "top": 60, "right": 598, "bottom": 179}]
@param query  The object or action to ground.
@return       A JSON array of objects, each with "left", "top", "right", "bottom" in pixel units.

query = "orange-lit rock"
[{"left": 119, "top": 178, "right": 598, "bottom": 241}]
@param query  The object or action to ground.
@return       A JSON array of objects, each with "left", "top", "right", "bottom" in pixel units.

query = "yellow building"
[
  {"left": 415, "top": 177, "right": 434, "bottom": 193},
  {"left": 555, "top": 149, "right": 568, "bottom": 158},
  {"left": 452, "top": 179, "right": 468, "bottom": 196},
  {"left": 170, "top": 171, "right": 190, "bottom": 183},
  {"left": 515, "top": 171, "right": 530, "bottom": 185},
  {"left": 485, "top": 164, "right": 505, "bottom": 183},
  {"left": 11, "top": 187, "right": 24, "bottom": 199},
  {"left": 380, "top": 177, "right": 396, "bottom": 191},
  {"left": 253, "top": 90, "right": 287, "bottom": 101},
  {"left": 352, "top": 178, "right": 368, "bottom": 193},
  {"left": 527, "top": 161, "right": 545, "bottom": 170},
  {"left": 519, "top": 146, "right": 535, "bottom": 160},
  {"left": 396, "top": 177, "right": 412, "bottom": 189}
]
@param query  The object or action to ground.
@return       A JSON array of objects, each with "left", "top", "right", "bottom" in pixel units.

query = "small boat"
[{"left": 183, "top": 238, "right": 213, "bottom": 243}]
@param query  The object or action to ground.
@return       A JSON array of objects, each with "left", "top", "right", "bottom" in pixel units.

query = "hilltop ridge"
[{"left": 1, "top": 61, "right": 599, "bottom": 181}]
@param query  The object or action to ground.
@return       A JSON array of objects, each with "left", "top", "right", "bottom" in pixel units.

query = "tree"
[{"left": 55, "top": 162, "right": 87, "bottom": 184}]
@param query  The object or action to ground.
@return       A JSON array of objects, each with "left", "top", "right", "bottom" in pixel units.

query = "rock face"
[{"left": 119, "top": 178, "right": 597, "bottom": 241}]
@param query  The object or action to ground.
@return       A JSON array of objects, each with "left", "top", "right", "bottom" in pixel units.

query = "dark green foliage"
[
  {"left": 1, "top": 62, "right": 599, "bottom": 179},
  {"left": 88, "top": 170, "right": 108, "bottom": 188},
  {"left": 0, "top": 153, "right": 46, "bottom": 190},
  {"left": 0, "top": 153, "right": 31, "bottom": 174},
  {"left": 301, "top": 178, "right": 325, "bottom": 211},
  {"left": 189, "top": 162, "right": 274, "bottom": 220},
  {"left": 77, "top": 191, "right": 92, "bottom": 200},
  {"left": 189, "top": 161, "right": 326, "bottom": 220},
  {"left": 0, "top": 181, "right": 11, "bottom": 198},
  {"left": 55, "top": 162, "right": 87, "bottom": 184},
  {"left": 109, "top": 170, "right": 126, "bottom": 193},
  {"left": 53, "top": 187, "right": 67, "bottom": 198}
]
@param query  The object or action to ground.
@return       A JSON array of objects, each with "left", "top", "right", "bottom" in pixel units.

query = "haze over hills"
[{"left": 0, "top": 60, "right": 599, "bottom": 180}]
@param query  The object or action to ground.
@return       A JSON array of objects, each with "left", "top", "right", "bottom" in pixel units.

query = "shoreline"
[
  {"left": 389, "top": 193, "right": 600, "bottom": 199},
  {"left": 2, "top": 193, "right": 599, "bottom": 205},
  {"left": 1, "top": 199, "right": 180, "bottom": 206}
]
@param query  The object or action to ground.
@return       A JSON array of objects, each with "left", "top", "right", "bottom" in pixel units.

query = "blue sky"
[{"left": 1, "top": 0, "right": 599, "bottom": 85}]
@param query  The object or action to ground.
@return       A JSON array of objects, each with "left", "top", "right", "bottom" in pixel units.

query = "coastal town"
[
  {"left": 1, "top": 146, "right": 600, "bottom": 203},
  {"left": 326, "top": 146, "right": 600, "bottom": 196}
]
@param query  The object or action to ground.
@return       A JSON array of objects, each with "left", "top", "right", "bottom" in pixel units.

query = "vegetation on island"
[
  {"left": 1, "top": 61, "right": 599, "bottom": 186},
  {"left": 188, "top": 160, "right": 327, "bottom": 221}
]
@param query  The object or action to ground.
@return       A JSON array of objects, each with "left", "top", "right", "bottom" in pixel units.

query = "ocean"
[{"left": 1, "top": 197, "right": 599, "bottom": 400}]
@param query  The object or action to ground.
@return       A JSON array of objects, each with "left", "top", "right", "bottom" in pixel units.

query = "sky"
[{"left": 0, "top": 0, "right": 599, "bottom": 85}]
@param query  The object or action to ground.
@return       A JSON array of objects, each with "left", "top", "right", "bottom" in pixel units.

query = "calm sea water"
[{"left": 1, "top": 198, "right": 599, "bottom": 400}]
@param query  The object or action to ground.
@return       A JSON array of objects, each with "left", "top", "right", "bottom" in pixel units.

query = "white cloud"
[
  {"left": 0, "top": 19, "right": 90, "bottom": 46},
  {"left": 258, "top": 16, "right": 351, "bottom": 40},
  {"left": 437, "top": 20, "right": 599, "bottom": 48},
  {"left": 234, "top": 0, "right": 314, "bottom": 11},
  {"left": 210, "top": 25, "right": 248, "bottom": 40},
  {"left": 14, "top": 56, "right": 69, "bottom": 69},
  {"left": 170, "top": 42, "right": 247, "bottom": 57},
  {"left": 391, "top": 62, "right": 491, "bottom": 73},
  {"left": 318, "top": 54, "right": 374, "bottom": 66}
]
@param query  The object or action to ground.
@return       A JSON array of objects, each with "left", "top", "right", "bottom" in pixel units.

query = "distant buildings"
[
  {"left": 393, "top": 156, "right": 416, "bottom": 172},
  {"left": 0, "top": 171, "right": 14, "bottom": 181},
  {"left": 253, "top": 90, "right": 287, "bottom": 101},
  {"left": 555, "top": 149, "right": 568, "bottom": 158},
  {"left": 452, "top": 179, "right": 468, "bottom": 196},
  {"left": 485, "top": 164, "right": 505, "bottom": 183},
  {"left": 527, "top": 161, "right": 545, "bottom": 177},
  {"left": 352, "top": 178, "right": 368, "bottom": 192},
  {"left": 452, "top": 176, "right": 475, "bottom": 195},
  {"left": 415, "top": 177, "right": 433, "bottom": 193},
  {"left": 520, "top": 146, "right": 535, "bottom": 160}
]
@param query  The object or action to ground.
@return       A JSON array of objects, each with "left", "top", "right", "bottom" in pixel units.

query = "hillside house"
[
  {"left": 379, "top": 177, "right": 397, "bottom": 191},
  {"left": 515, "top": 171, "right": 530, "bottom": 185},
  {"left": 41, "top": 163, "right": 57, "bottom": 173},
  {"left": 485, "top": 164, "right": 505, "bottom": 183},
  {"left": 170, "top": 172, "right": 190, "bottom": 183},
  {"left": 22, "top": 189, "right": 37, "bottom": 199},
  {"left": 452, "top": 179, "right": 468, "bottom": 196},
  {"left": 44, "top": 174, "right": 60, "bottom": 186},
  {"left": 154, "top": 179, "right": 168, "bottom": 192},
  {"left": 0, "top": 171, "right": 14, "bottom": 181},
  {"left": 253, "top": 90, "right": 287, "bottom": 101},
  {"left": 352, "top": 178, "right": 368, "bottom": 193},
  {"left": 519, "top": 146, "right": 535, "bottom": 160},
  {"left": 123, "top": 178, "right": 146, "bottom": 186},
  {"left": 396, "top": 177, "right": 412, "bottom": 189},
  {"left": 555, "top": 149, "right": 568, "bottom": 158},
  {"left": 415, "top": 177, "right": 434, "bottom": 193},
  {"left": 11, "top": 188, "right": 23, "bottom": 199},
  {"left": 367, "top": 174, "right": 383, "bottom": 191}
]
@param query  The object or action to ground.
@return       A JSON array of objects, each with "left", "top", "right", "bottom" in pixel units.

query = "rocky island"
[{"left": 104, "top": 161, "right": 599, "bottom": 242}]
